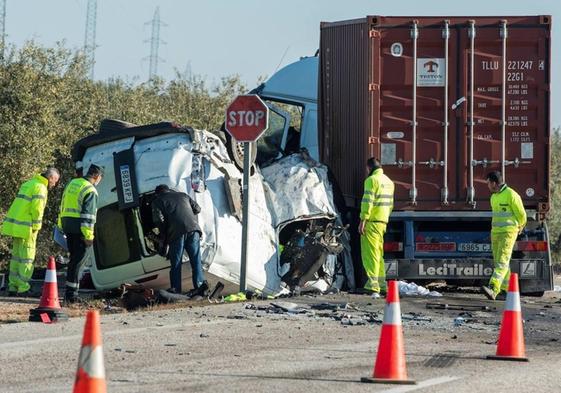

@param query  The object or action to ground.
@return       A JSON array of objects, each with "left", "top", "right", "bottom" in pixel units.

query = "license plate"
[
  {"left": 416, "top": 242, "right": 456, "bottom": 252},
  {"left": 458, "top": 243, "right": 491, "bottom": 252}
]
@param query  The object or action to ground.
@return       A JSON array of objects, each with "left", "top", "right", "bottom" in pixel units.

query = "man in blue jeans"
[{"left": 151, "top": 184, "right": 208, "bottom": 298}]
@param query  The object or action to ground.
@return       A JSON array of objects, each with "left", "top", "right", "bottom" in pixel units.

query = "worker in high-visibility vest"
[
  {"left": 359, "top": 158, "right": 395, "bottom": 298},
  {"left": 1, "top": 168, "right": 60, "bottom": 295},
  {"left": 481, "top": 171, "right": 527, "bottom": 300},
  {"left": 58, "top": 164, "right": 103, "bottom": 303}
]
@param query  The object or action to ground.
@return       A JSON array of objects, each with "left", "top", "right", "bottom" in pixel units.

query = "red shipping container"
[{"left": 319, "top": 16, "right": 551, "bottom": 213}]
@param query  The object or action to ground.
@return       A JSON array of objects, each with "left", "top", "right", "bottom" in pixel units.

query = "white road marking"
[{"left": 382, "top": 376, "right": 460, "bottom": 392}]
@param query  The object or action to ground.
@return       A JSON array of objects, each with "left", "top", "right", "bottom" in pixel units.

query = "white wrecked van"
[{"left": 72, "top": 119, "right": 353, "bottom": 295}]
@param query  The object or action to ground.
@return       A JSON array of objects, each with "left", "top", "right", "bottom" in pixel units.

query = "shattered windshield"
[{"left": 256, "top": 105, "right": 289, "bottom": 165}]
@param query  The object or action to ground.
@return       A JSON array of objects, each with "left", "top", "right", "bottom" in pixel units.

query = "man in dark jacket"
[{"left": 151, "top": 184, "right": 208, "bottom": 297}]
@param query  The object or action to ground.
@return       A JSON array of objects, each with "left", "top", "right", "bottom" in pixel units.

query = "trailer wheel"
[{"left": 221, "top": 126, "right": 257, "bottom": 170}]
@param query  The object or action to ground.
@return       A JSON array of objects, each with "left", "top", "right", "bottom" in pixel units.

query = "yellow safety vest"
[
  {"left": 1, "top": 174, "right": 48, "bottom": 239},
  {"left": 490, "top": 184, "right": 527, "bottom": 234},
  {"left": 360, "top": 168, "right": 395, "bottom": 223},
  {"left": 58, "top": 177, "right": 98, "bottom": 240}
]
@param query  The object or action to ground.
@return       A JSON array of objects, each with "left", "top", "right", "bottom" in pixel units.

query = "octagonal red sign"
[{"left": 224, "top": 95, "right": 269, "bottom": 142}]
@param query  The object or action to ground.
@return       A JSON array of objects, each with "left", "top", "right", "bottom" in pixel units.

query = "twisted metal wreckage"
[{"left": 70, "top": 120, "right": 354, "bottom": 296}]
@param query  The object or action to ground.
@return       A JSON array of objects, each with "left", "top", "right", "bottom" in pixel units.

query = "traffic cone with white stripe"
[
  {"left": 73, "top": 310, "right": 107, "bottom": 393},
  {"left": 29, "top": 256, "right": 68, "bottom": 322},
  {"left": 361, "top": 280, "right": 416, "bottom": 385},
  {"left": 487, "top": 273, "right": 529, "bottom": 362}
]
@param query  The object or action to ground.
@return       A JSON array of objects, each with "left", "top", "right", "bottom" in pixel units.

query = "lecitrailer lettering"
[{"left": 419, "top": 263, "right": 493, "bottom": 277}]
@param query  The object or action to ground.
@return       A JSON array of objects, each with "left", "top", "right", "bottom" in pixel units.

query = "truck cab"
[{"left": 224, "top": 56, "right": 320, "bottom": 169}]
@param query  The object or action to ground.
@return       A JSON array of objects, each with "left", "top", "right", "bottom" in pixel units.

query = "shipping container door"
[
  {"left": 458, "top": 19, "right": 550, "bottom": 209},
  {"left": 377, "top": 21, "right": 459, "bottom": 209}
]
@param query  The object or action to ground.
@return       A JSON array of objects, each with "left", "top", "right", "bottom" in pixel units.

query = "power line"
[
  {"left": 144, "top": 6, "right": 166, "bottom": 81},
  {"left": 0, "top": 0, "right": 6, "bottom": 61},
  {"left": 84, "top": 0, "right": 97, "bottom": 79}
]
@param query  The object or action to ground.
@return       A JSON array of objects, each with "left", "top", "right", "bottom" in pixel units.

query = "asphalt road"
[{"left": 0, "top": 291, "right": 560, "bottom": 393}]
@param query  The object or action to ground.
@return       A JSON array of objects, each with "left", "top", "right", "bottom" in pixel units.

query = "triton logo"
[
  {"left": 419, "top": 263, "right": 493, "bottom": 277},
  {"left": 424, "top": 60, "right": 438, "bottom": 73},
  {"left": 417, "top": 58, "right": 445, "bottom": 87}
]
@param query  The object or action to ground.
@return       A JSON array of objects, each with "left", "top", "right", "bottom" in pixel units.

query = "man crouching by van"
[{"left": 151, "top": 184, "right": 208, "bottom": 298}]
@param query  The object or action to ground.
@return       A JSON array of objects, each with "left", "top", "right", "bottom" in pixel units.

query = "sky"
[{"left": 5, "top": 0, "right": 561, "bottom": 125}]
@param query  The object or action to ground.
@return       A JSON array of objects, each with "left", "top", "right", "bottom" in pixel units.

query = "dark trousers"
[
  {"left": 65, "top": 233, "right": 93, "bottom": 297},
  {"left": 167, "top": 231, "right": 203, "bottom": 293}
]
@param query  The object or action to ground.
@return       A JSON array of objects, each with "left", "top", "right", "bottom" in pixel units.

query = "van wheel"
[{"left": 224, "top": 131, "right": 257, "bottom": 170}]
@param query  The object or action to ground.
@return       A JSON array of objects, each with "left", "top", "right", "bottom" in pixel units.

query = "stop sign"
[{"left": 225, "top": 95, "right": 269, "bottom": 142}]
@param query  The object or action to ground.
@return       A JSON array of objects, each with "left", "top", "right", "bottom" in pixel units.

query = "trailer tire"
[{"left": 221, "top": 125, "right": 257, "bottom": 170}]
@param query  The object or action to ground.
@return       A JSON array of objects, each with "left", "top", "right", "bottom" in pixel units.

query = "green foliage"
[
  {"left": 0, "top": 42, "right": 246, "bottom": 266},
  {"left": 549, "top": 127, "right": 561, "bottom": 265}
]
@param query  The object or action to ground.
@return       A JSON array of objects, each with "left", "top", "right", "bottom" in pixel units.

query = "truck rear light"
[
  {"left": 384, "top": 242, "right": 403, "bottom": 252},
  {"left": 514, "top": 241, "right": 548, "bottom": 252},
  {"left": 416, "top": 242, "right": 457, "bottom": 252}
]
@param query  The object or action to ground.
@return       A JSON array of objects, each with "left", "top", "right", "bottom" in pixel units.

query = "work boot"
[
  {"left": 64, "top": 291, "right": 79, "bottom": 304},
  {"left": 481, "top": 286, "right": 497, "bottom": 301},
  {"left": 186, "top": 281, "right": 209, "bottom": 300},
  {"left": 371, "top": 292, "right": 382, "bottom": 299},
  {"left": 496, "top": 291, "right": 507, "bottom": 301},
  {"left": 355, "top": 287, "right": 374, "bottom": 295}
]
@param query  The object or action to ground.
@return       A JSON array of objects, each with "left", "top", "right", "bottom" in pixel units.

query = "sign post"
[{"left": 224, "top": 95, "right": 269, "bottom": 292}]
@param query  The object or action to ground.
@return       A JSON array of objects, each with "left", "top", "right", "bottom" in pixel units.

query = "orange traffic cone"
[
  {"left": 73, "top": 310, "right": 107, "bottom": 393},
  {"left": 29, "top": 256, "right": 68, "bottom": 322},
  {"left": 487, "top": 273, "right": 529, "bottom": 362},
  {"left": 361, "top": 280, "right": 416, "bottom": 385}
]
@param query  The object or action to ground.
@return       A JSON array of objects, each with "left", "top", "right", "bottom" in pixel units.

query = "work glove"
[{"left": 83, "top": 238, "right": 94, "bottom": 247}]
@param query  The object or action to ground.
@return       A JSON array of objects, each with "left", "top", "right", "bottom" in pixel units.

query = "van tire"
[{"left": 223, "top": 128, "right": 257, "bottom": 170}]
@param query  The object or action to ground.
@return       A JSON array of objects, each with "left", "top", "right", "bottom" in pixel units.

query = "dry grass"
[
  {"left": 0, "top": 297, "right": 103, "bottom": 323},
  {"left": 0, "top": 295, "right": 218, "bottom": 324}
]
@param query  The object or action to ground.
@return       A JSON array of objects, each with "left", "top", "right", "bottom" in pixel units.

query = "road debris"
[
  {"left": 120, "top": 284, "right": 156, "bottom": 310},
  {"left": 399, "top": 281, "right": 442, "bottom": 297},
  {"left": 157, "top": 289, "right": 191, "bottom": 304},
  {"left": 309, "top": 302, "right": 350, "bottom": 311},
  {"left": 224, "top": 293, "right": 247, "bottom": 303},
  {"left": 270, "top": 301, "right": 307, "bottom": 313},
  {"left": 426, "top": 303, "right": 495, "bottom": 312},
  {"left": 402, "top": 312, "right": 432, "bottom": 322},
  {"left": 454, "top": 317, "right": 466, "bottom": 327}
]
